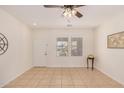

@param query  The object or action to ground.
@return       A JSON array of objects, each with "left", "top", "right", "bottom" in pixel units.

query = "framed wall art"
[
  {"left": 107, "top": 31, "right": 124, "bottom": 48},
  {"left": 0, "top": 33, "right": 8, "bottom": 55}
]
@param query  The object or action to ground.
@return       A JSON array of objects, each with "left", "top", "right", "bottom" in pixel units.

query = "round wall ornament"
[{"left": 0, "top": 33, "right": 8, "bottom": 55}]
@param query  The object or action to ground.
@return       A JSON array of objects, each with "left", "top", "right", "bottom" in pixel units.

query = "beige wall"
[
  {"left": 94, "top": 13, "right": 124, "bottom": 85},
  {"left": 32, "top": 28, "right": 94, "bottom": 67},
  {"left": 1, "top": 6, "right": 124, "bottom": 87},
  {"left": 0, "top": 9, "right": 33, "bottom": 87}
]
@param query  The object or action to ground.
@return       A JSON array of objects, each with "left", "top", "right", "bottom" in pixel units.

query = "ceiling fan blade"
[
  {"left": 44, "top": 5, "right": 64, "bottom": 8},
  {"left": 75, "top": 11, "right": 83, "bottom": 18},
  {"left": 73, "top": 5, "right": 86, "bottom": 8}
]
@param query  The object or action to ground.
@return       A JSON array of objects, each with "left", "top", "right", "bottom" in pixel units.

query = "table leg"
[
  {"left": 92, "top": 59, "right": 94, "bottom": 70},
  {"left": 87, "top": 58, "right": 89, "bottom": 69}
]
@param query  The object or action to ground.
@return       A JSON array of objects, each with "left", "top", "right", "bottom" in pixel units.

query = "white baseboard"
[
  {"left": 34, "top": 66, "right": 87, "bottom": 68},
  {"left": 96, "top": 66, "right": 124, "bottom": 86},
  {"left": 0, "top": 65, "right": 33, "bottom": 88}
]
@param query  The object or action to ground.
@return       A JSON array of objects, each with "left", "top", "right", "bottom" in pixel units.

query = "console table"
[{"left": 87, "top": 57, "right": 94, "bottom": 70}]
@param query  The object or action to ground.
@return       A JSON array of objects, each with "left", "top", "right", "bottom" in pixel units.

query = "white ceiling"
[{"left": 0, "top": 5, "right": 124, "bottom": 29}]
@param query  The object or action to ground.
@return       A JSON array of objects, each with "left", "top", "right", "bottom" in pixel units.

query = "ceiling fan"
[{"left": 44, "top": 5, "right": 85, "bottom": 18}]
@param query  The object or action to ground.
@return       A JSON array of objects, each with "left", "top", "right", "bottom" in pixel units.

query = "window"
[
  {"left": 56, "top": 37, "right": 82, "bottom": 56},
  {"left": 56, "top": 38, "right": 68, "bottom": 56},
  {"left": 71, "top": 37, "right": 82, "bottom": 56}
]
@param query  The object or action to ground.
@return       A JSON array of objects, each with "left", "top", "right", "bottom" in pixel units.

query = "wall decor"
[
  {"left": 107, "top": 31, "right": 124, "bottom": 48},
  {"left": 0, "top": 33, "right": 8, "bottom": 55}
]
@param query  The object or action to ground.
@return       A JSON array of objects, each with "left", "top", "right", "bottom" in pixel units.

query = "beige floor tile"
[
  {"left": 37, "top": 84, "right": 50, "bottom": 87},
  {"left": 62, "top": 85, "right": 75, "bottom": 88},
  {"left": 3, "top": 67, "right": 123, "bottom": 88},
  {"left": 36, "top": 85, "right": 50, "bottom": 88}
]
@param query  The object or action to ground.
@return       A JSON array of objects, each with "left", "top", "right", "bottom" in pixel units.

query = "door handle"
[{"left": 44, "top": 52, "right": 48, "bottom": 56}]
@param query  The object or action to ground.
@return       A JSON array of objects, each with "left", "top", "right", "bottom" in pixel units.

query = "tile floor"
[{"left": 3, "top": 67, "right": 124, "bottom": 88}]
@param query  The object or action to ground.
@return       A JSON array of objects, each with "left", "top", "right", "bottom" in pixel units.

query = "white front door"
[{"left": 33, "top": 31, "right": 48, "bottom": 67}]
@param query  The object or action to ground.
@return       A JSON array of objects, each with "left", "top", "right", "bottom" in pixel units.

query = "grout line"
[{"left": 4, "top": 67, "right": 123, "bottom": 88}]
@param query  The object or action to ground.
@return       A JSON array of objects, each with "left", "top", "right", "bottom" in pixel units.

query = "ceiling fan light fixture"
[
  {"left": 44, "top": 5, "right": 84, "bottom": 18},
  {"left": 68, "top": 13, "right": 72, "bottom": 17},
  {"left": 63, "top": 8, "right": 77, "bottom": 18},
  {"left": 63, "top": 11, "right": 67, "bottom": 17},
  {"left": 71, "top": 9, "right": 77, "bottom": 15},
  {"left": 63, "top": 8, "right": 72, "bottom": 17}
]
